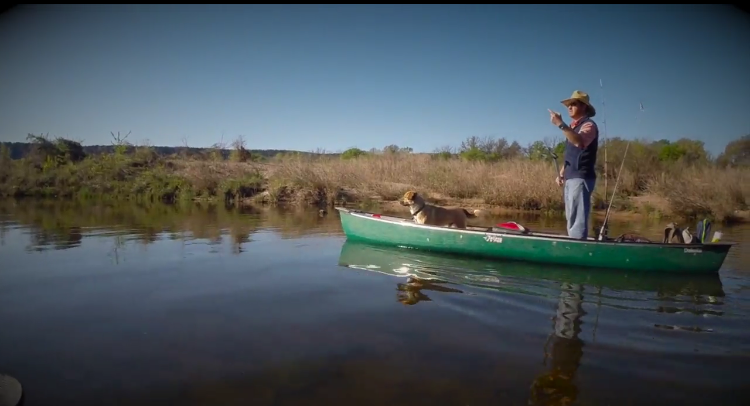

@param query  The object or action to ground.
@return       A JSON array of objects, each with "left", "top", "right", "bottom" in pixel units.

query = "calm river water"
[{"left": 0, "top": 200, "right": 748, "bottom": 406}]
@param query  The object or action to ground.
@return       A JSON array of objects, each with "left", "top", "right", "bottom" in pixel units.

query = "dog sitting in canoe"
[{"left": 399, "top": 190, "right": 482, "bottom": 229}]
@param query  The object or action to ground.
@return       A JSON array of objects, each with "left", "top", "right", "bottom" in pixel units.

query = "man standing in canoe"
[{"left": 548, "top": 90, "right": 599, "bottom": 240}]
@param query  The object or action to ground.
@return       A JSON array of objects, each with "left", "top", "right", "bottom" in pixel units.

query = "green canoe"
[{"left": 335, "top": 207, "right": 735, "bottom": 275}]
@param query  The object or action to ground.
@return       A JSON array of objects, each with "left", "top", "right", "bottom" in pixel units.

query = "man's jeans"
[{"left": 564, "top": 177, "right": 596, "bottom": 240}]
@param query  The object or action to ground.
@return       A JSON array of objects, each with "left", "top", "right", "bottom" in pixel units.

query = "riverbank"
[{"left": 1, "top": 151, "right": 748, "bottom": 224}]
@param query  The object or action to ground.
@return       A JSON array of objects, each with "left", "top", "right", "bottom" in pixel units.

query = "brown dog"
[{"left": 399, "top": 190, "right": 482, "bottom": 229}]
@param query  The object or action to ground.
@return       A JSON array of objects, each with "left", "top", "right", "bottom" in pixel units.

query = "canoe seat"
[{"left": 663, "top": 222, "right": 702, "bottom": 244}]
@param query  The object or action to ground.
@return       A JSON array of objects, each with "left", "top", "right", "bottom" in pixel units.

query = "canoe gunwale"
[{"left": 334, "top": 207, "right": 736, "bottom": 250}]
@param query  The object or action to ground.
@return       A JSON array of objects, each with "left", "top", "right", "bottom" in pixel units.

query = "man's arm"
[{"left": 560, "top": 122, "right": 596, "bottom": 149}]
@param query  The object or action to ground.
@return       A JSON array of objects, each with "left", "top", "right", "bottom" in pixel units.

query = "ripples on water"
[{"left": 0, "top": 201, "right": 749, "bottom": 406}]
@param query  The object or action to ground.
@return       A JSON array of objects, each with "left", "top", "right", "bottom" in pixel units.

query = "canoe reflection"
[
  {"left": 336, "top": 240, "right": 725, "bottom": 300},
  {"left": 337, "top": 240, "right": 726, "bottom": 406}
]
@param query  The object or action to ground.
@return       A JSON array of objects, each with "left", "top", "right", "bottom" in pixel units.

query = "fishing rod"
[
  {"left": 547, "top": 146, "right": 560, "bottom": 175},
  {"left": 598, "top": 142, "right": 630, "bottom": 240},
  {"left": 599, "top": 79, "right": 609, "bottom": 206},
  {"left": 597, "top": 102, "right": 644, "bottom": 241},
  {"left": 546, "top": 146, "right": 566, "bottom": 209}
]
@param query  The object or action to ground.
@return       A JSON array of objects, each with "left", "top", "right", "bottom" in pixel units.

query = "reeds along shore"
[{"left": 0, "top": 134, "right": 748, "bottom": 223}]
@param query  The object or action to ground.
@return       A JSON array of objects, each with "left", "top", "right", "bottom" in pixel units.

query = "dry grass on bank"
[
  {"left": 258, "top": 154, "right": 750, "bottom": 222},
  {"left": 2, "top": 149, "right": 748, "bottom": 223},
  {"left": 644, "top": 166, "right": 750, "bottom": 221},
  {"left": 262, "top": 154, "right": 566, "bottom": 210}
]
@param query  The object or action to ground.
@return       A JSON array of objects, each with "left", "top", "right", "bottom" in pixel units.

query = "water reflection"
[
  {"left": 337, "top": 240, "right": 726, "bottom": 303},
  {"left": 396, "top": 277, "right": 464, "bottom": 305},
  {"left": 336, "top": 240, "right": 731, "bottom": 347},
  {"left": 393, "top": 271, "right": 592, "bottom": 405},
  {"left": 337, "top": 240, "right": 738, "bottom": 405},
  {"left": 529, "top": 282, "right": 585, "bottom": 406},
  {"left": 0, "top": 199, "right": 344, "bottom": 255},
  {"left": 0, "top": 200, "right": 748, "bottom": 405}
]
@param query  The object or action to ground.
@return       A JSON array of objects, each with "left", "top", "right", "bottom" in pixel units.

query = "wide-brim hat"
[{"left": 561, "top": 90, "right": 596, "bottom": 117}]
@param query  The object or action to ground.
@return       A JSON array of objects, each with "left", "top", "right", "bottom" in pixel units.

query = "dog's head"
[{"left": 400, "top": 190, "right": 421, "bottom": 206}]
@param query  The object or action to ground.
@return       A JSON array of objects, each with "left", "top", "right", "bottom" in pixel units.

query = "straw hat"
[{"left": 561, "top": 90, "right": 596, "bottom": 117}]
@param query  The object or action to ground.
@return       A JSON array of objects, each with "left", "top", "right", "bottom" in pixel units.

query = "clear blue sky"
[{"left": 1, "top": 4, "right": 748, "bottom": 156}]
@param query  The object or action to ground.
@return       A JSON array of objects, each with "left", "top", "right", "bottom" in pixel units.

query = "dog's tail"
[{"left": 463, "top": 209, "right": 483, "bottom": 218}]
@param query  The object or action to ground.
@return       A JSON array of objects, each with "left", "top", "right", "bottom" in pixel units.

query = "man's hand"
[
  {"left": 555, "top": 175, "right": 564, "bottom": 187},
  {"left": 548, "top": 109, "right": 564, "bottom": 127}
]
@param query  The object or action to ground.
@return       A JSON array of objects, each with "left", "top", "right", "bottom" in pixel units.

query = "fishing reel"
[{"left": 594, "top": 222, "right": 609, "bottom": 241}]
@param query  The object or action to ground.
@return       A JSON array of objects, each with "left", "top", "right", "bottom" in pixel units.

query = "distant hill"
[{"left": 0, "top": 141, "right": 332, "bottom": 160}]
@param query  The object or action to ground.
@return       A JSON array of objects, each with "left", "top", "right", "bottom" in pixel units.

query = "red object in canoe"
[{"left": 495, "top": 221, "right": 528, "bottom": 232}]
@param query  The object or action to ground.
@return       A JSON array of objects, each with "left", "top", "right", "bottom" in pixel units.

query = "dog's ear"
[{"left": 403, "top": 190, "right": 416, "bottom": 200}]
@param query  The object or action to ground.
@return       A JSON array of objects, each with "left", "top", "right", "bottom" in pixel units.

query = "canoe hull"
[{"left": 336, "top": 207, "right": 733, "bottom": 275}]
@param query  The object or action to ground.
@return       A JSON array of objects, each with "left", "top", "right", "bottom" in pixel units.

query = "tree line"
[
  {"left": 342, "top": 134, "right": 749, "bottom": 169},
  {"left": 1, "top": 132, "right": 748, "bottom": 169}
]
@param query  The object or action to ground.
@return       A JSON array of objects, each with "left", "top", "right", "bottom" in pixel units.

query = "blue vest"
[{"left": 563, "top": 117, "right": 599, "bottom": 180}]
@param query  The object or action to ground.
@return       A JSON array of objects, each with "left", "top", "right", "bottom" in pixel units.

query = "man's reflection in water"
[
  {"left": 529, "top": 282, "right": 586, "bottom": 406},
  {"left": 396, "top": 276, "right": 463, "bottom": 305}
]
